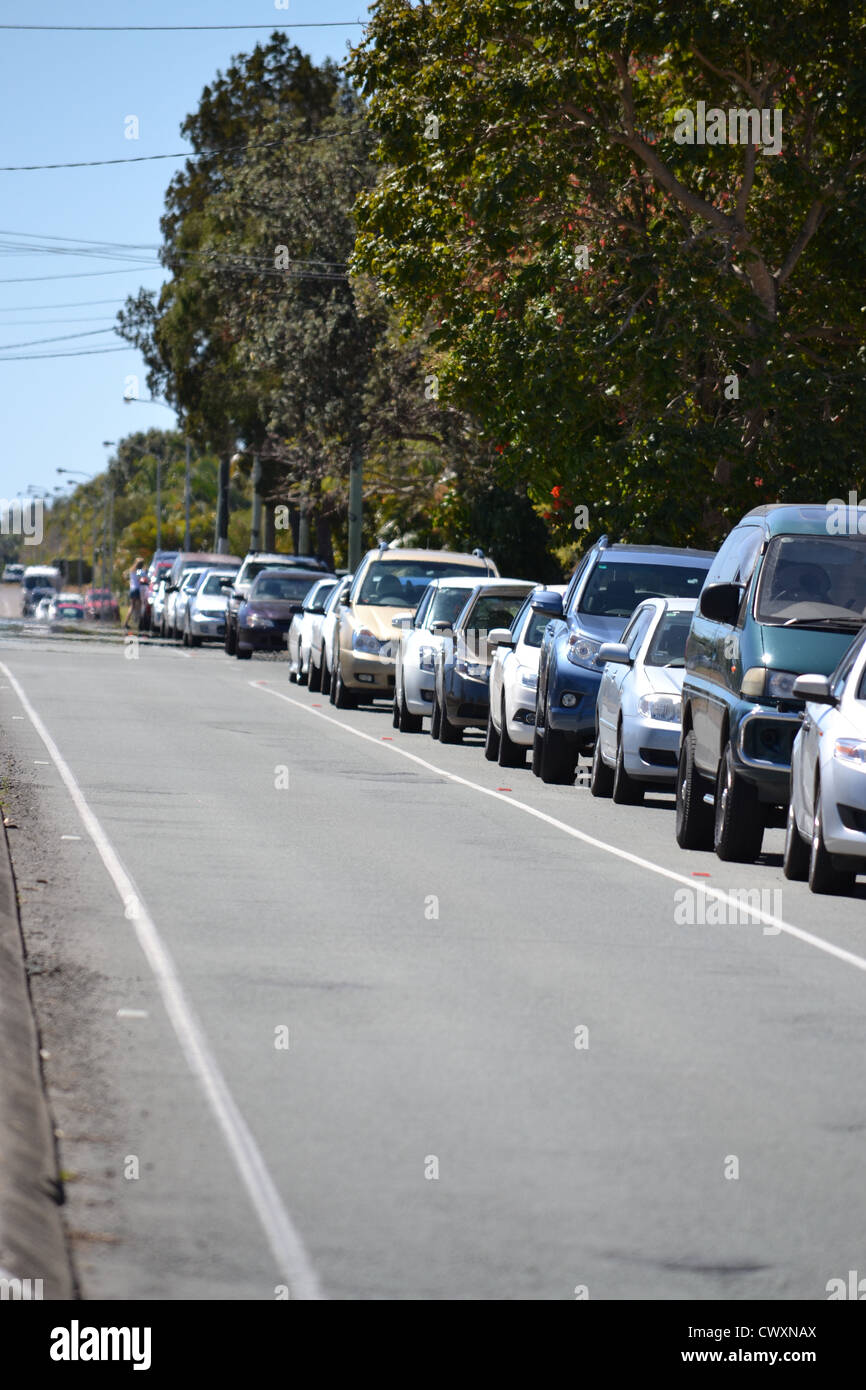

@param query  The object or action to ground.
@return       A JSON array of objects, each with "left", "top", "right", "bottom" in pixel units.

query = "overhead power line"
[
  {"left": 0, "top": 22, "right": 365, "bottom": 31},
  {"left": 0, "top": 346, "right": 130, "bottom": 361},
  {"left": 0, "top": 327, "right": 118, "bottom": 350},
  {"left": 0, "top": 123, "right": 365, "bottom": 171},
  {"left": 0, "top": 296, "right": 125, "bottom": 310}
]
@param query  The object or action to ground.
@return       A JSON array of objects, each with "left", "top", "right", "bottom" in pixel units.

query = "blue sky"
[{"left": 0, "top": 0, "right": 370, "bottom": 505}]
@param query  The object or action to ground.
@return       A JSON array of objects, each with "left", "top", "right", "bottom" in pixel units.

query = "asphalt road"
[{"left": 1, "top": 583, "right": 865, "bottom": 1301}]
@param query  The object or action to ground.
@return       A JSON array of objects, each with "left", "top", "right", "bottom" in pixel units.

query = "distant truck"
[
  {"left": 21, "top": 564, "right": 61, "bottom": 615},
  {"left": 2, "top": 562, "right": 24, "bottom": 582}
]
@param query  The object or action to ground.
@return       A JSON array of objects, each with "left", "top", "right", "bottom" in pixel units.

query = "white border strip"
[
  {"left": 252, "top": 681, "right": 866, "bottom": 976},
  {"left": 0, "top": 661, "right": 322, "bottom": 1300}
]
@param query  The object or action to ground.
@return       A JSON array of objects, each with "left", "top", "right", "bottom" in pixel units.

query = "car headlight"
[
  {"left": 741, "top": 667, "right": 801, "bottom": 700},
  {"left": 638, "top": 693, "right": 682, "bottom": 723},
  {"left": 418, "top": 644, "right": 436, "bottom": 672},
  {"left": 245, "top": 612, "right": 274, "bottom": 629},
  {"left": 518, "top": 666, "right": 538, "bottom": 688},
  {"left": 834, "top": 739, "right": 866, "bottom": 767},
  {"left": 456, "top": 660, "right": 488, "bottom": 679},
  {"left": 566, "top": 635, "right": 602, "bottom": 667},
  {"left": 352, "top": 628, "right": 381, "bottom": 654}
]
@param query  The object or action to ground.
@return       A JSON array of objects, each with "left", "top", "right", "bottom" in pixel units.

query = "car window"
[
  {"left": 413, "top": 588, "right": 434, "bottom": 627},
  {"left": 625, "top": 607, "right": 655, "bottom": 658},
  {"left": 833, "top": 629, "right": 866, "bottom": 698},
  {"left": 251, "top": 576, "right": 314, "bottom": 601},
  {"left": 201, "top": 575, "right": 231, "bottom": 596},
  {"left": 309, "top": 581, "right": 336, "bottom": 612},
  {"left": 645, "top": 608, "right": 694, "bottom": 667},
  {"left": 428, "top": 585, "right": 476, "bottom": 627},
  {"left": 704, "top": 526, "right": 759, "bottom": 587},
  {"left": 755, "top": 534, "right": 866, "bottom": 626},
  {"left": 579, "top": 561, "right": 709, "bottom": 617},
  {"left": 357, "top": 560, "right": 486, "bottom": 607},
  {"left": 564, "top": 553, "right": 591, "bottom": 612},
  {"left": 465, "top": 593, "right": 527, "bottom": 632}
]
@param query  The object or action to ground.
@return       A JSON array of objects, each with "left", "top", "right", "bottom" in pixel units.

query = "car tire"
[
  {"left": 714, "top": 742, "right": 764, "bottom": 862},
  {"left": 535, "top": 706, "right": 575, "bottom": 784},
  {"left": 612, "top": 729, "right": 644, "bottom": 804},
  {"left": 808, "top": 786, "right": 855, "bottom": 895},
  {"left": 531, "top": 725, "right": 543, "bottom": 777},
  {"left": 190, "top": 631, "right": 202, "bottom": 648},
  {"left": 498, "top": 696, "right": 525, "bottom": 768},
  {"left": 438, "top": 695, "right": 463, "bottom": 744},
  {"left": 399, "top": 687, "right": 423, "bottom": 734},
  {"left": 297, "top": 655, "right": 308, "bottom": 687},
  {"left": 225, "top": 623, "right": 236, "bottom": 656},
  {"left": 392, "top": 692, "right": 401, "bottom": 727},
  {"left": 308, "top": 655, "right": 322, "bottom": 693},
  {"left": 182, "top": 624, "right": 190, "bottom": 648},
  {"left": 589, "top": 733, "right": 614, "bottom": 798},
  {"left": 675, "top": 729, "right": 714, "bottom": 850},
  {"left": 782, "top": 799, "right": 809, "bottom": 881},
  {"left": 321, "top": 650, "right": 332, "bottom": 697},
  {"left": 484, "top": 708, "right": 500, "bottom": 761},
  {"left": 236, "top": 642, "right": 252, "bottom": 660},
  {"left": 333, "top": 662, "right": 356, "bottom": 710}
]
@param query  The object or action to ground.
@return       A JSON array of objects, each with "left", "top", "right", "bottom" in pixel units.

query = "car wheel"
[
  {"left": 782, "top": 799, "right": 809, "bottom": 881},
  {"left": 333, "top": 661, "right": 356, "bottom": 710},
  {"left": 392, "top": 692, "right": 401, "bottom": 728},
  {"left": 399, "top": 687, "right": 423, "bottom": 734},
  {"left": 675, "top": 729, "right": 714, "bottom": 850},
  {"left": 498, "top": 696, "right": 525, "bottom": 768},
  {"left": 531, "top": 725, "right": 543, "bottom": 777},
  {"left": 714, "top": 741, "right": 764, "bottom": 862},
  {"left": 438, "top": 694, "right": 463, "bottom": 744},
  {"left": 430, "top": 692, "right": 442, "bottom": 740},
  {"left": 308, "top": 655, "right": 322, "bottom": 693},
  {"left": 484, "top": 707, "right": 500, "bottom": 761},
  {"left": 297, "top": 653, "right": 308, "bottom": 687},
  {"left": 224, "top": 623, "right": 236, "bottom": 656},
  {"left": 189, "top": 627, "right": 202, "bottom": 648},
  {"left": 321, "top": 650, "right": 332, "bottom": 697},
  {"left": 612, "top": 728, "right": 644, "bottom": 805},
  {"left": 236, "top": 641, "right": 252, "bottom": 660},
  {"left": 535, "top": 704, "right": 575, "bottom": 784},
  {"left": 182, "top": 623, "right": 190, "bottom": 648},
  {"left": 589, "top": 732, "right": 614, "bottom": 798},
  {"left": 808, "top": 785, "right": 855, "bottom": 895}
]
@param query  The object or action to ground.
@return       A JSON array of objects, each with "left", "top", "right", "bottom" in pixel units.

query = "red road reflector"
[
  {"left": 497, "top": 787, "right": 512, "bottom": 792},
  {"left": 692, "top": 871, "right": 711, "bottom": 877},
  {"left": 382, "top": 736, "right": 393, "bottom": 740}
]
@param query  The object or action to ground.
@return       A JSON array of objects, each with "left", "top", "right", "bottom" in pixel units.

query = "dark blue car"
[{"left": 531, "top": 538, "right": 715, "bottom": 783}]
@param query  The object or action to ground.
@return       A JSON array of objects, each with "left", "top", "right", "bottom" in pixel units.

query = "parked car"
[
  {"left": 182, "top": 567, "right": 239, "bottom": 647},
  {"left": 287, "top": 577, "right": 338, "bottom": 683},
  {"left": 310, "top": 575, "right": 353, "bottom": 694},
  {"left": 25, "top": 586, "right": 57, "bottom": 617},
  {"left": 49, "top": 595, "right": 85, "bottom": 622},
  {"left": 141, "top": 551, "right": 178, "bottom": 632},
  {"left": 224, "top": 552, "right": 328, "bottom": 655},
  {"left": 84, "top": 588, "right": 120, "bottom": 621},
  {"left": 392, "top": 576, "right": 489, "bottom": 732},
  {"left": 236, "top": 569, "right": 321, "bottom": 658},
  {"left": 431, "top": 579, "right": 536, "bottom": 743},
  {"left": 783, "top": 626, "right": 866, "bottom": 894},
  {"left": 330, "top": 546, "right": 499, "bottom": 710},
  {"left": 589, "top": 597, "right": 697, "bottom": 803},
  {"left": 485, "top": 585, "right": 568, "bottom": 766},
  {"left": 2, "top": 563, "right": 24, "bottom": 583},
  {"left": 21, "top": 565, "right": 61, "bottom": 615},
  {"left": 162, "top": 553, "right": 241, "bottom": 638},
  {"left": 531, "top": 539, "right": 714, "bottom": 785},
  {"left": 170, "top": 567, "right": 208, "bottom": 641},
  {"left": 676, "top": 503, "right": 866, "bottom": 863}
]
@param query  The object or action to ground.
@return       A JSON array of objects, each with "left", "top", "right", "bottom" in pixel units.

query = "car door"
[{"left": 598, "top": 605, "right": 654, "bottom": 760}]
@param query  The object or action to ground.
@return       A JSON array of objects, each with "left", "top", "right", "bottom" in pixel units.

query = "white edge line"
[
  {"left": 0, "top": 661, "right": 322, "bottom": 1301},
  {"left": 251, "top": 680, "right": 866, "bottom": 976}
]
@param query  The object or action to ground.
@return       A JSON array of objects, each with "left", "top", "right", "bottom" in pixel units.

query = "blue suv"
[{"left": 531, "top": 538, "right": 715, "bottom": 783}]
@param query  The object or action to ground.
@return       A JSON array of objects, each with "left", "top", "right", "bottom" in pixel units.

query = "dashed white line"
[
  {"left": 0, "top": 660, "right": 322, "bottom": 1301},
  {"left": 251, "top": 681, "right": 866, "bottom": 977}
]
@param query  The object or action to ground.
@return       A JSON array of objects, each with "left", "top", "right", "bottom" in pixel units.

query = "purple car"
[{"left": 235, "top": 569, "right": 320, "bottom": 659}]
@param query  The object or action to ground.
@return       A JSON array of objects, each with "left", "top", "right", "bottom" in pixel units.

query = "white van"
[{"left": 21, "top": 565, "right": 61, "bottom": 615}]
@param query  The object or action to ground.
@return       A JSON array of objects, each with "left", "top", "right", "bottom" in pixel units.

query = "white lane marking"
[
  {"left": 117, "top": 1008, "right": 149, "bottom": 1019},
  {"left": 34, "top": 759, "right": 50, "bottom": 765},
  {"left": 252, "top": 681, "right": 866, "bottom": 977},
  {"left": 60, "top": 835, "right": 81, "bottom": 841},
  {"left": 0, "top": 661, "right": 322, "bottom": 1301}
]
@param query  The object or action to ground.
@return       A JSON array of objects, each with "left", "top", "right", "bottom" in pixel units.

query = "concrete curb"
[{"left": 0, "top": 814, "right": 74, "bottom": 1300}]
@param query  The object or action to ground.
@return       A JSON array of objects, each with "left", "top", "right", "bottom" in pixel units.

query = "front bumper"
[
  {"left": 342, "top": 650, "right": 396, "bottom": 694},
  {"left": 444, "top": 670, "right": 490, "bottom": 727},
  {"left": 732, "top": 705, "right": 804, "bottom": 803},
  {"left": 404, "top": 664, "right": 435, "bottom": 715},
  {"left": 622, "top": 714, "right": 680, "bottom": 781},
  {"left": 820, "top": 758, "right": 866, "bottom": 864},
  {"left": 190, "top": 614, "right": 227, "bottom": 639},
  {"left": 545, "top": 660, "right": 602, "bottom": 740},
  {"left": 237, "top": 623, "right": 290, "bottom": 651}
]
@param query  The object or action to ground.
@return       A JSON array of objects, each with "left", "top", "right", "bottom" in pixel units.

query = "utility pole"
[
  {"left": 184, "top": 436, "right": 191, "bottom": 550},
  {"left": 216, "top": 452, "right": 235, "bottom": 555},
  {"left": 155, "top": 447, "right": 162, "bottom": 551},
  {"left": 250, "top": 452, "right": 262, "bottom": 551},
  {"left": 348, "top": 438, "right": 363, "bottom": 572}
]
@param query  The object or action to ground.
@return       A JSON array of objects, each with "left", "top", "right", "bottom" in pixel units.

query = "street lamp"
[{"left": 124, "top": 394, "right": 191, "bottom": 550}]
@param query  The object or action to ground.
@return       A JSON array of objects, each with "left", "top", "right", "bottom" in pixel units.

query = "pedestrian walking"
[{"left": 125, "top": 556, "right": 145, "bottom": 630}]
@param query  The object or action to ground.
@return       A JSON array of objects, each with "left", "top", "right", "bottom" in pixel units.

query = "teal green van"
[{"left": 676, "top": 504, "right": 866, "bottom": 862}]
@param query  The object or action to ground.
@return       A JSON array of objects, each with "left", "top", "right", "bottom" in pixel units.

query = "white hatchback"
[{"left": 485, "top": 585, "right": 567, "bottom": 766}]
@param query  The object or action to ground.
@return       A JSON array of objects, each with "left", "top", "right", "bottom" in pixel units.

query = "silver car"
[
  {"left": 486, "top": 585, "right": 567, "bottom": 764},
  {"left": 169, "top": 567, "right": 207, "bottom": 641},
  {"left": 309, "top": 575, "right": 352, "bottom": 694},
  {"left": 590, "top": 597, "right": 697, "bottom": 804},
  {"left": 288, "top": 577, "right": 338, "bottom": 683},
  {"left": 392, "top": 576, "right": 484, "bottom": 732},
  {"left": 784, "top": 626, "right": 866, "bottom": 894},
  {"left": 182, "top": 568, "right": 238, "bottom": 647}
]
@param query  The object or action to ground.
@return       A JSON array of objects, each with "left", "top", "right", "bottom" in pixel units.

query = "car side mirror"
[
  {"left": 598, "top": 641, "right": 631, "bottom": 665},
  {"left": 431, "top": 620, "right": 453, "bottom": 633},
  {"left": 699, "top": 582, "right": 743, "bottom": 626},
  {"left": 792, "top": 674, "right": 837, "bottom": 705},
  {"left": 340, "top": 591, "right": 352, "bottom": 604},
  {"left": 487, "top": 627, "right": 514, "bottom": 648},
  {"left": 392, "top": 615, "right": 413, "bottom": 629},
  {"left": 531, "top": 590, "right": 564, "bottom": 620}
]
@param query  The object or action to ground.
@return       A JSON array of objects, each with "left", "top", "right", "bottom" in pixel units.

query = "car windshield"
[
  {"left": 201, "top": 575, "right": 231, "bottom": 596},
  {"left": 358, "top": 560, "right": 486, "bottom": 606},
  {"left": 427, "top": 586, "right": 476, "bottom": 626},
  {"left": 579, "top": 560, "right": 709, "bottom": 617},
  {"left": 251, "top": 576, "right": 312, "bottom": 601},
  {"left": 755, "top": 535, "right": 866, "bottom": 627},
  {"left": 645, "top": 609, "right": 694, "bottom": 666},
  {"left": 466, "top": 593, "right": 527, "bottom": 631}
]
